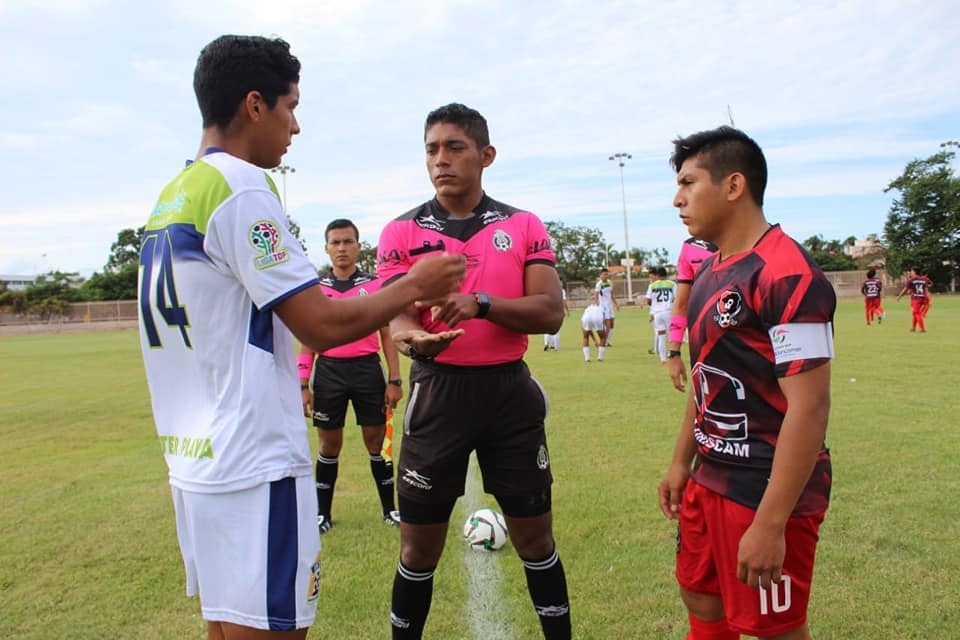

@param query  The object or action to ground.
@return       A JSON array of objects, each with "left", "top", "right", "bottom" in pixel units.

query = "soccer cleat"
[
  {"left": 383, "top": 510, "right": 401, "bottom": 527},
  {"left": 318, "top": 514, "right": 333, "bottom": 535},
  {"left": 543, "top": 344, "right": 549, "bottom": 351},
  {"left": 878, "top": 312, "right": 884, "bottom": 324}
]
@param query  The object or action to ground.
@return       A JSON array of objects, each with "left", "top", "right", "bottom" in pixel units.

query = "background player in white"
[
  {"left": 138, "top": 35, "right": 464, "bottom": 640},
  {"left": 646, "top": 267, "right": 677, "bottom": 362},
  {"left": 543, "top": 281, "right": 570, "bottom": 351},
  {"left": 580, "top": 303, "right": 605, "bottom": 362},
  {"left": 594, "top": 267, "right": 620, "bottom": 346}
]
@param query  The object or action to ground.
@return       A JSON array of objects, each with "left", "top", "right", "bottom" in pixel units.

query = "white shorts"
[
  {"left": 581, "top": 305, "right": 604, "bottom": 332},
  {"left": 171, "top": 475, "right": 321, "bottom": 630},
  {"left": 599, "top": 302, "right": 615, "bottom": 320},
  {"left": 653, "top": 310, "right": 671, "bottom": 332}
]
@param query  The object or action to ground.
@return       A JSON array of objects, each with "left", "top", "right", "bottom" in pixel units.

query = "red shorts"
[{"left": 676, "top": 481, "right": 825, "bottom": 637}]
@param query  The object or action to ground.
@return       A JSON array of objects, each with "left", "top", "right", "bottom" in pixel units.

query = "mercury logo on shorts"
[
  {"left": 402, "top": 468, "right": 433, "bottom": 491},
  {"left": 536, "top": 444, "right": 550, "bottom": 470}
]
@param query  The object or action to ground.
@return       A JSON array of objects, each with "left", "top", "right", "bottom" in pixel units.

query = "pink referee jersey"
[
  {"left": 317, "top": 271, "right": 382, "bottom": 359},
  {"left": 676, "top": 237, "right": 718, "bottom": 284},
  {"left": 377, "top": 194, "right": 556, "bottom": 366}
]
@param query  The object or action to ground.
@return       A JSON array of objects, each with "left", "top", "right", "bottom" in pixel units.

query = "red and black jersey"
[
  {"left": 905, "top": 276, "right": 932, "bottom": 299},
  {"left": 686, "top": 225, "right": 835, "bottom": 516},
  {"left": 861, "top": 277, "right": 882, "bottom": 298}
]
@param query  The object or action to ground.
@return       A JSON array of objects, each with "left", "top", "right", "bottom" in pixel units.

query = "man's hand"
[
  {"left": 420, "top": 293, "right": 482, "bottom": 328},
  {"left": 737, "top": 520, "right": 786, "bottom": 591},
  {"left": 393, "top": 328, "right": 465, "bottom": 359},
  {"left": 384, "top": 383, "right": 402, "bottom": 410},
  {"left": 301, "top": 388, "right": 312, "bottom": 418},
  {"left": 668, "top": 357, "right": 688, "bottom": 392},
  {"left": 657, "top": 462, "right": 690, "bottom": 519},
  {"left": 406, "top": 253, "right": 466, "bottom": 303}
]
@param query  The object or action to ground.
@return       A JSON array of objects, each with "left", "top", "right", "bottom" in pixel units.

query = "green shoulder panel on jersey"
[
  {"left": 146, "top": 162, "right": 235, "bottom": 234},
  {"left": 651, "top": 280, "right": 676, "bottom": 290}
]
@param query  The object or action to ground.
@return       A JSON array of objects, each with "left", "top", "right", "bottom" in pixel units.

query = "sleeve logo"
[{"left": 248, "top": 220, "right": 290, "bottom": 270}]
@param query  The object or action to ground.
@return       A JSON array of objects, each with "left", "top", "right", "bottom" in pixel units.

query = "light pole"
[
  {"left": 609, "top": 152, "right": 633, "bottom": 302},
  {"left": 271, "top": 164, "right": 296, "bottom": 213}
]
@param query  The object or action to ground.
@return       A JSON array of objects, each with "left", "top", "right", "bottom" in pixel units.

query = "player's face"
[
  {"left": 425, "top": 123, "right": 494, "bottom": 202},
  {"left": 673, "top": 156, "right": 729, "bottom": 243},
  {"left": 325, "top": 227, "right": 359, "bottom": 270},
  {"left": 251, "top": 84, "right": 300, "bottom": 169}
]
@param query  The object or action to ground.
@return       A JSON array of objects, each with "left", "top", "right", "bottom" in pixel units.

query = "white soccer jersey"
[
  {"left": 139, "top": 151, "right": 320, "bottom": 493},
  {"left": 648, "top": 280, "right": 677, "bottom": 314},
  {"left": 595, "top": 280, "right": 614, "bottom": 309}
]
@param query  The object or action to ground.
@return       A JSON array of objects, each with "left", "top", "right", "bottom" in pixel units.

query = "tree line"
[{"left": 3, "top": 141, "right": 956, "bottom": 315}]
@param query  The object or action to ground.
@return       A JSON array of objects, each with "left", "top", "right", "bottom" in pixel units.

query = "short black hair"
[
  {"left": 867, "top": 269, "right": 876, "bottom": 278},
  {"left": 325, "top": 218, "right": 359, "bottom": 242},
  {"left": 656, "top": 266, "right": 668, "bottom": 278},
  {"left": 424, "top": 103, "right": 490, "bottom": 148},
  {"left": 670, "top": 126, "right": 768, "bottom": 207},
  {"left": 194, "top": 35, "right": 300, "bottom": 130}
]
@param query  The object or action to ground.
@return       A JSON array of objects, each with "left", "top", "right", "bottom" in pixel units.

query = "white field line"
[{"left": 462, "top": 454, "right": 513, "bottom": 640}]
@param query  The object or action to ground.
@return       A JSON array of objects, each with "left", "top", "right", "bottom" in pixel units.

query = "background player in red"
[
  {"left": 896, "top": 266, "right": 933, "bottom": 332},
  {"left": 860, "top": 268, "right": 885, "bottom": 325},
  {"left": 299, "top": 219, "right": 403, "bottom": 534},
  {"left": 658, "top": 126, "right": 835, "bottom": 640},
  {"left": 666, "top": 237, "right": 717, "bottom": 391},
  {"left": 378, "top": 103, "right": 571, "bottom": 639}
]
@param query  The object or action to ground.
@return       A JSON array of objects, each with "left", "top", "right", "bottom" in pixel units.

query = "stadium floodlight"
[
  {"left": 271, "top": 165, "right": 296, "bottom": 213},
  {"left": 608, "top": 152, "right": 633, "bottom": 302}
]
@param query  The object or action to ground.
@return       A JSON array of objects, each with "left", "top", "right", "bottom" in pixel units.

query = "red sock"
[{"left": 687, "top": 613, "right": 739, "bottom": 640}]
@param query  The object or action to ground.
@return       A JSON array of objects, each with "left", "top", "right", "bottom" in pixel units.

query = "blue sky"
[{"left": 1, "top": 0, "right": 957, "bottom": 277}]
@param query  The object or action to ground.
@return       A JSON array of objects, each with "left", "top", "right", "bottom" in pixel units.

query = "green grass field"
[{"left": 1, "top": 297, "right": 958, "bottom": 639}]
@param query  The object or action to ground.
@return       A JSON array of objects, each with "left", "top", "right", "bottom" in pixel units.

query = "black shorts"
[
  {"left": 311, "top": 354, "right": 386, "bottom": 429},
  {"left": 397, "top": 359, "right": 552, "bottom": 504}
]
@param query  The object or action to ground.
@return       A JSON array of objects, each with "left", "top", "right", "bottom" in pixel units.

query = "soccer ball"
[{"left": 463, "top": 508, "right": 508, "bottom": 551}]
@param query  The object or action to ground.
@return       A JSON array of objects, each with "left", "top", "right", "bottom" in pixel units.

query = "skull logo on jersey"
[{"left": 714, "top": 289, "right": 743, "bottom": 328}]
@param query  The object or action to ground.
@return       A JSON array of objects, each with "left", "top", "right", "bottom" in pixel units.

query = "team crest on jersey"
[
  {"left": 480, "top": 209, "right": 509, "bottom": 225},
  {"left": 249, "top": 220, "right": 290, "bottom": 270},
  {"left": 416, "top": 213, "right": 445, "bottom": 231},
  {"left": 357, "top": 288, "right": 369, "bottom": 296},
  {"left": 714, "top": 289, "right": 743, "bottom": 328},
  {"left": 536, "top": 444, "right": 550, "bottom": 470},
  {"left": 492, "top": 229, "right": 512, "bottom": 252}
]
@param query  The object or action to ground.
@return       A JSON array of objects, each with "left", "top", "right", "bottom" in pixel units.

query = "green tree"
[
  {"left": 23, "top": 271, "right": 82, "bottom": 320},
  {"left": 106, "top": 227, "right": 144, "bottom": 272},
  {"left": 802, "top": 234, "right": 858, "bottom": 271},
  {"left": 545, "top": 221, "right": 609, "bottom": 282},
  {"left": 883, "top": 142, "right": 960, "bottom": 289},
  {"left": 81, "top": 227, "right": 145, "bottom": 300}
]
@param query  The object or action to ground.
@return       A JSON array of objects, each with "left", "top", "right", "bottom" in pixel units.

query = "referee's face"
[
  {"left": 674, "top": 157, "right": 728, "bottom": 243},
  {"left": 325, "top": 227, "right": 360, "bottom": 271}
]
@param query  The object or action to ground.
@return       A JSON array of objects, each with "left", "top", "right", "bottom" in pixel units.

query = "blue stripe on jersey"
[
  {"left": 248, "top": 303, "right": 274, "bottom": 353},
  {"left": 266, "top": 477, "right": 298, "bottom": 631},
  {"left": 166, "top": 222, "right": 211, "bottom": 264},
  {"left": 261, "top": 278, "right": 321, "bottom": 312}
]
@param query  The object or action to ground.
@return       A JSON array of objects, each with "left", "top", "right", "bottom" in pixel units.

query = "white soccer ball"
[{"left": 463, "top": 508, "right": 508, "bottom": 551}]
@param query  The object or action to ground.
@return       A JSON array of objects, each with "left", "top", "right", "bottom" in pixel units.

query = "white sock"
[
  {"left": 598, "top": 346, "right": 605, "bottom": 361},
  {"left": 657, "top": 334, "right": 667, "bottom": 361},
  {"left": 606, "top": 327, "right": 614, "bottom": 344},
  {"left": 582, "top": 346, "right": 590, "bottom": 361}
]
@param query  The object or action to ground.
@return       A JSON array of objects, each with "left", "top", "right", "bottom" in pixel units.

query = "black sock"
[
  {"left": 391, "top": 562, "right": 435, "bottom": 639},
  {"left": 369, "top": 453, "right": 396, "bottom": 515},
  {"left": 315, "top": 454, "right": 338, "bottom": 519},
  {"left": 522, "top": 548, "right": 571, "bottom": 640}
]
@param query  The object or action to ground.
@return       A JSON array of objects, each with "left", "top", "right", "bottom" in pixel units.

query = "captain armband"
[{"left": 668, "top": 315, "right": 687, "bottom": 344}]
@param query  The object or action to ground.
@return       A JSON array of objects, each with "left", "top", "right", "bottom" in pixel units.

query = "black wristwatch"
[
  {"left": 388, "top": 378, "right": 402, "bottom": 387},
  {"left": 667, "top": 350, "right": 683, "bottom": 359},
  {"left": 473, "top": 291, "right": 491, "bottom": 319}
]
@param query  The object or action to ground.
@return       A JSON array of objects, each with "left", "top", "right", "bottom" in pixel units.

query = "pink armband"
[
  {"left": 297, "top": 353, "right": 314, "bottom": 381},
  {"left": 668, "top": 315, "right": 687, "bottom": 344}
]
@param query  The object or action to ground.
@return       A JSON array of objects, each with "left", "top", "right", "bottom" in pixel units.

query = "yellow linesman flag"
[{"left": 381, "top": 407, "right": 394, "bottom": 461}]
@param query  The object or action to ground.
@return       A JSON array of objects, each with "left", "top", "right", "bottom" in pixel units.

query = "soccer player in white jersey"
[
  {"left": 646, "top": 267, "right": 677, "bottom": 362},
  {"left": 138, "top": 35, "right": 464, "bottom": 640},
  {"left": 594, "top": 267, "right": 620, "bottom": 346}
]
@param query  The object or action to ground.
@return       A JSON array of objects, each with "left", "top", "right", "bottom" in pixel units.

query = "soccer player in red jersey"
[
  {"left": 299, "top": 219, "right": 404, "bottom": 534},
  {"left": 896, "top": 267, "right": 933, "bottom": 332},
  {"left": 378, "top": 104, "right": 570, "bottom": 639},
  {"left": 667, "top": 237, "right": 718, "bottom": 391},
  {"left": 658, "top": 126, "right": 835, "bottom": 640},
  {"left": 860, "top": 268, "right": 885, "bottom": 325}
]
